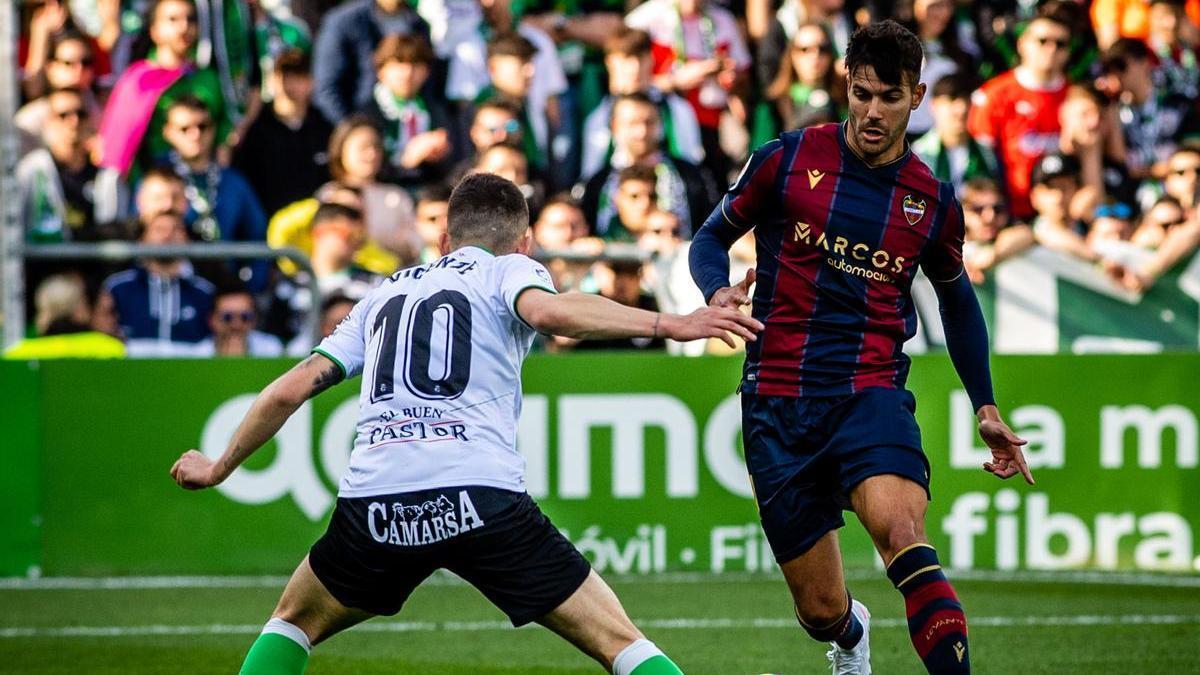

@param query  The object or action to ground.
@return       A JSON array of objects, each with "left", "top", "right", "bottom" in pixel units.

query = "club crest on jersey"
[{"left": 902, "top": 195, "right": 927, "bottom": 225}]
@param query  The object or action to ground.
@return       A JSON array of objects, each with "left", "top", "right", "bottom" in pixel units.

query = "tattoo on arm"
[{"left": 305, "top": 355, "right": 345, "bottom": 398}]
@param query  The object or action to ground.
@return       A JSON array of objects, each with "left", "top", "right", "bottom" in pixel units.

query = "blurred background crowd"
[{"left": 8, "top": 0, "right": 1200, "bottom": 358}]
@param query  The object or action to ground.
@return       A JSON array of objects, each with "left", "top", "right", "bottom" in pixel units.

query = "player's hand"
[
  {"left": 708, "top": 269, "right": 756, "bottom": 310},
  {"left": 977, "top": 413, "right": 1035, "bottom": 485},
  {"left": 170, "top": 450, "right": 222, "bottom": 490},
  {"left": 662, "top": 307, "right": 764, "bottom": 348}
]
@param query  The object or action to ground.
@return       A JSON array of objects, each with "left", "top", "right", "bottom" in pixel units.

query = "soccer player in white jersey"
[{"left": 170, "top": 173, "right": 763, "bottom": 675}]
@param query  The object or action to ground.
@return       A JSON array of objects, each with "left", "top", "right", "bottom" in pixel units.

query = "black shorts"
[
  {"left": 309, "top": 486, "right": 591, "bottom": 626},
  {"left": 742, "top": 388, "right": 932, "bottom": 564}
]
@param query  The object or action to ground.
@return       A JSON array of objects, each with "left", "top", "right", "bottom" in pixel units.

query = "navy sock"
[
  {"left": 886, "top": 544, "right": 969, "bottom": 674},
  {"left": 797, "top": 591, "right": 864, "bottom": 649}
]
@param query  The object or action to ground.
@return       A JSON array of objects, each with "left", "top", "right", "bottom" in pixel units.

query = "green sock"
[
  {"left": 239, "top": 628, "right": 310, "bottom": 675},
  {"left": 629, "top": 654, "right": 684, "bottom": 674},
  {"left": 613, "top": 639, "right": 684, "bottom": 675}
]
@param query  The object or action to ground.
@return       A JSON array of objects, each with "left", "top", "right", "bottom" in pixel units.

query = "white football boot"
[{"left": 826, "top": 599, "right": 872, "bottom": 675}]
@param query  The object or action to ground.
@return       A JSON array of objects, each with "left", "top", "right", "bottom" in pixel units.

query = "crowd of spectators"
[{"left": 10, "top": 0, "right": 1200, "bottom": 358}]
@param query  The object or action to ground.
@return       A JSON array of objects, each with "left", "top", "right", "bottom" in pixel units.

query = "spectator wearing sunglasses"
[
  {"left": 156, "top": 95, "right": 268, "bottom": 290},
  {"left": 961, "top": 177, "right": 1034, "bottom": 284},
  {"left": 449, "top": 98, "right": 531, "bottom": 183},
  {"left": 198, "top": 286, "right": 284, "bottom": 357},
  {"left": 16, "top": 32, "right": 103, "bottom": 152},
  {"left": 1132, "top": 195, "right": 1189, "bottom": 248},
  {"left": 98, "top": 0, "right": 238, "bottom": 188},
  {"left": 761, "top": 22, "right": 845, "bottom": 139},
  {"left": 968, "top": 13, "right": 1072, "bottom": 222},
  {"left": 17, "top": 88, "right": 104, "bottom": 243}
]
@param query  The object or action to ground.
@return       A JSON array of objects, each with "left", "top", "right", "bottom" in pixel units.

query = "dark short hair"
[
  {"left": 543, "top": 191, "right": 580, "bottom": 210},
  {"left": 45, "top": 85, "right": 86, "bottom": 103},
  {"left": 416, "top": 181, "right": 453, "bottom": 205},
  {"left": 962, "top": 177, "right": 1002, "bottom": 198},
  {"left": 1174, "top": 142, "right": 1200, "bottom": 158},
  {"left": 447, "top": 173, "right": 529, "bottom": 250},
  {"left": 474, "top": 142, "right": 527, "bottom": 172},
  {"left": 605, "top": 28, "right": 652, "bottom": 57},
  {"left": 166, "top": 93, "right": 211, "bottom": 117},
  {"left": 931, "top": 74, "right": 976, "bottom": 101},
  {"left": 374, "top": 33, "right": 435, "bottom": 70},
  {"left": 321, "top": 292, "right": 357, "bottom": 316},
  {"left": 473, "top": 97, "right": 521, "bottom": 122},
  {"left": 1103, "top": 38, "right": 1153, "bottom": 73},
  {"left": 141, "top": 164, "right": 186, "bottom": 187},
  {"left": 1035, "top": 1, "right": 1083, "bottom": 31},
  {"left": 610, "top": 92, "right": 659, "bottom": 125},
  {"left": 617, "top": 164, "right": 657, "bottom": 186},
  {"left": 311, "top": 202, "right": 364, "bottom": 228},
  {"left": 49, "top": 31, "right": 93, "bottom": 61},
  {"left": 213, "top": 282, "right": 252, "bottom": 302},
  {"left": 844, "top": 20, "right": 924, "bottom": 89},
  {"left": 274, "top": 48, "right": 311, "bottom": 75},
  {"left": 487, "top": 32, "right": 537, "bottom": 61}
]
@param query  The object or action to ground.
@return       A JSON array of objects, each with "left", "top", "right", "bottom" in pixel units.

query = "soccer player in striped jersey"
[
  {"left": 690, "top": 20, "right": 1035, "bottom": 675},
  {"left": 171, "top": 173, "right": 763, "bottom": 675}
]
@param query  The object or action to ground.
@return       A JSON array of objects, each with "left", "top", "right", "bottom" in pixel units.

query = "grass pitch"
[{"left": 3, "top": 571, "right": 1199, "bottom": 674}]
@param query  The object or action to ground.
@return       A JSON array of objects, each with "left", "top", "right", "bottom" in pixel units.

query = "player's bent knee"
[
  {"left": 794, "top": 584, "right": 849, "bottom": 628},
  {"left": 879, "top": 524, "right": 927, "bottom": 564}
]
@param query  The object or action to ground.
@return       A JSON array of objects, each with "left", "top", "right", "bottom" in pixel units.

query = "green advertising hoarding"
[{"left": 2, "top": 354, "right": 1199, "bottom": 577}]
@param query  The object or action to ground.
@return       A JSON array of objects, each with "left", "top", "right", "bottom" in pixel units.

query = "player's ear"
[
  {"left": 911, "top": 81, "right": 927, "bottom": 111},
  {"left": 515, "top": 228, "right": 533, "bottom": 255},
  {"left": 439, "top": 231, "right": 452, "bottom": 255}
]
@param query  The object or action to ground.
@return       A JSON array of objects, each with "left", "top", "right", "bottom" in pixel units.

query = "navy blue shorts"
[{"left": 741, "top": 388, "right": 931, "bottom": 564}]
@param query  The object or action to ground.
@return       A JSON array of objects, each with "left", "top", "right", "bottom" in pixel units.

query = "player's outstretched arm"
[
  {"left": 932, "top": 272, "right": 1034, "bottom": 485},
  {"left": 689, "top": 200, "right": 754, "bottom": 307},
  {"left": 169, "top": 353, "right": 344, "bottom": 490},
  {"left": 515, "top": 288, "right": 764, "bottom": 348}
]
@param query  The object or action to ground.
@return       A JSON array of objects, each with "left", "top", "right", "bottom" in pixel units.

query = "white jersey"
[{"left": 314, "top": 246, "right": 557, "bottom": 498}]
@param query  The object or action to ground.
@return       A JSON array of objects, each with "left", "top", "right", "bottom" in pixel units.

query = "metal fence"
[
  {"left": 5, "top": 240, "right": 656, "bottom": 350},
  {"left": 1, "top": 0, "right": 23, "bottom": 349},
  {"left": 18, "top": 242, "right": 322, "bottom": 346}
]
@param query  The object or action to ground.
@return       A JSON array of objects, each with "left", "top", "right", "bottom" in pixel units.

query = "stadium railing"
[{"left": 17, "top": 242, "right": 321, "bottom": 347}]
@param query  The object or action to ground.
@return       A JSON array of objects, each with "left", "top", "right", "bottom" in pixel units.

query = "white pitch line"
[
  {"left": 3, "top": 615, "right": 1200, "bottom": 640},
  {"left": 4, "top": 569, "right": 1200, "bottom": 591}
]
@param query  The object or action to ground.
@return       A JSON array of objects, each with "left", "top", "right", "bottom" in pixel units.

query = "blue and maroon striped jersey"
[{"left": 713, "top": 122, "right": 965, "bottom": 398}]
